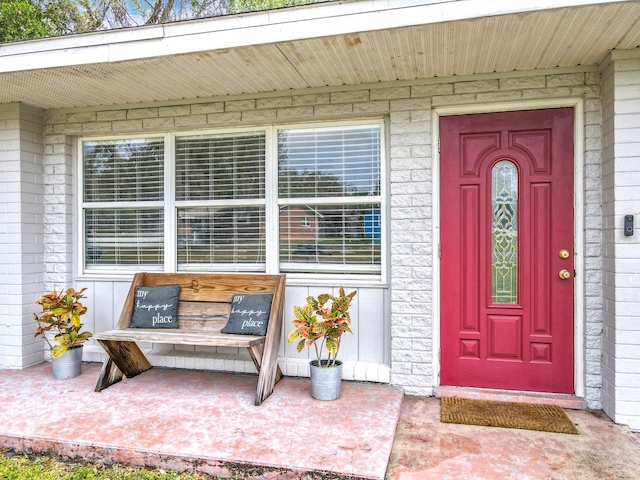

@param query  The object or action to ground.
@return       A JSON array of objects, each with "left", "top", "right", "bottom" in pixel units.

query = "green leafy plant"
[
  {"left": 34, "top": 287, "right": 92, "bottom": 359},
  {"left": 287, "top": 287, "right": 356, "bottom": 367}
]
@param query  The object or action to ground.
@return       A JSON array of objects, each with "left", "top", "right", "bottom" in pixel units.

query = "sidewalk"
[{"left": 387, "top": 396, "right": 640, "bottom": 479}]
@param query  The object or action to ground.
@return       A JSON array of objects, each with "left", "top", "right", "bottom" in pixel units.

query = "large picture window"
[{"left": 79, "top": 122, "right": 385, "bottom": 280}]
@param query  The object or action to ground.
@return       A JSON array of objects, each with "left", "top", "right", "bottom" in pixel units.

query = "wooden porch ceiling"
[{"left": 1, "top": 1, "right": 639, "bottom": 110}]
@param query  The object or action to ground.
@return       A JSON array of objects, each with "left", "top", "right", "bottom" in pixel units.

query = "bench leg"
[
  {"left": 274, "top": 364, "right": 284, "bottom": 383},
  {"left": 97, "top": 340, "right": 153, "bottom": 385},
  {"left": 248, "top": 344, "right": 284, "bottom": 406},
  {"left": 248, "top": 344, "right": 284, "bottom": 383},
  {"left": 94, "top": 358, "right": 124, "bottom": 392},
  {"left": 247, "top": 344, "right": 263, "bottom": 372}
]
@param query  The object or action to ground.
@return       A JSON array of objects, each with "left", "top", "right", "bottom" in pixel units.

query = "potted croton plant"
[
  {"left": 34, "top": 287, "right": 92, "bottom": 380},
  {"left": 287, "top": 287, "right": 356, "bottom": 400}
]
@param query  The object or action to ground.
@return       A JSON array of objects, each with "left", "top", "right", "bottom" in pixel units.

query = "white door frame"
[{"left": 432, "top": 97, "right": 585, "bottom": 398}]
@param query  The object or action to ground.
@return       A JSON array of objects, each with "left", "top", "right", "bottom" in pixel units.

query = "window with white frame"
[
  {"left": 175, "top": 131, "right": 267, "bottom": 271},
  {"left": 83, "top": 138, "right": 165, "bottom": 269},
  {"left": 80, "top": 122, "right": 384, "bottom": 279},
  {"left": 277, "top": 125, "right": 382, "bottom": 275}
]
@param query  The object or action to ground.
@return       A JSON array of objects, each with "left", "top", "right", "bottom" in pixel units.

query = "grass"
[{"left": 0, "top": 449, "right": 226, "bottom": 480}]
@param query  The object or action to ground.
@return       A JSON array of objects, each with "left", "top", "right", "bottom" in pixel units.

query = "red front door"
[{"left": 440, "top": 108, "right": 574, "bottom": 394}]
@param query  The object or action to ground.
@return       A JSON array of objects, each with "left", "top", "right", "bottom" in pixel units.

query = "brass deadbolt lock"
[{"left": 559, "top": 249, "right": 570, "bottom": 259}]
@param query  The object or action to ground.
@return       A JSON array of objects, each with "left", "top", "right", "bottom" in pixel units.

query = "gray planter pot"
[
  {"left": 51, "top": 345, "right": 83, "bottom": 380},
  {"left": 309, "top": 360, "right": 343, "bottom": 401}
]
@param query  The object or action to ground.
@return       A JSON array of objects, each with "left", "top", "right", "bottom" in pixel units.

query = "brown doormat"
[{"left": 440, "top": 397, "right": 579, "bottom": 434}]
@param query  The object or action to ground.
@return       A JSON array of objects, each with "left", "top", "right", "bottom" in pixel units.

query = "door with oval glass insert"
[{"left": 440, "top": 108, "right": 574, "bottom": 393}]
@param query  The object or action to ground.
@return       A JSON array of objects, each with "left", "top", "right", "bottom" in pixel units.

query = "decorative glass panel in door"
[{"left": 491, "top": 160, "right": 518, "bottom": 304}]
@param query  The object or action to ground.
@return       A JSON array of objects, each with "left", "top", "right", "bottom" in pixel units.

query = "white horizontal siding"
[{"left": 80, "top": 280, "right": 391, "bottom": 382}]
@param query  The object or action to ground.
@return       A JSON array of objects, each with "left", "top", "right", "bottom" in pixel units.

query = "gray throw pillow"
[
  {"left": 221, "top": 293, "right": 273, "bottom": 336},
  {"left": 130, "top": 285, "right": 180, "bottom": 329}
]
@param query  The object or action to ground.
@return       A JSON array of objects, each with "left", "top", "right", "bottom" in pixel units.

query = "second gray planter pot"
[{"left": 309, "top": 360, "right": 343, "bottom": 400}]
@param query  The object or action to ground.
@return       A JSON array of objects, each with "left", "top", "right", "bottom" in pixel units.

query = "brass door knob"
[{"left": 559, "top": 269, "right": 572, "bottom": 280}]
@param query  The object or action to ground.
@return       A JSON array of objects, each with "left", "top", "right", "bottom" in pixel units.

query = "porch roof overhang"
[{"left": 1, "top": 0, "right": 639, "bottom": 110}]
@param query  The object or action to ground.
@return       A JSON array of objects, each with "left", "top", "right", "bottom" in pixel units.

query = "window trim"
[
  {"left": 173, "top": 129, "right": 269, "bottom": 274},
  {"left": 77, "top": 133, "right": 169, "bottom": 276},
  {"left": 77, "top": 120, "right": 387, "bottom": 285}
]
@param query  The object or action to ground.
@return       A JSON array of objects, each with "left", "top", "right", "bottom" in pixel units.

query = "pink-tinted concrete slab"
[
  {"left": 3, "top": 364, "right": 640, "bottom": 479},
  {"left": 387, "top": 396, "right": 640, "bottom": 480},
  {"left": 0, "top": 363, "right": 403, "bottom": 480}
]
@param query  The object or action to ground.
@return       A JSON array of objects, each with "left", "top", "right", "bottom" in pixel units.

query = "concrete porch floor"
[{"left": 1, "top": 363, "right": 639, "bottom": 479}]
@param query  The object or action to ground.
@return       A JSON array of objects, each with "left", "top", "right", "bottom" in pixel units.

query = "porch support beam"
[
  {"left": 0, "top": 103, "right": 45, "bottom": 369},
  {"left": 600, "top": 48, "right": 640, "bottom": 431}
]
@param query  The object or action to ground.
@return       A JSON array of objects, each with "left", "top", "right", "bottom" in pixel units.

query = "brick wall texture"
[
  {"left": 600, "top": 51, "right": 640, "bottom": 429},
  {"left": 0, "top": 103, "right": 45, "bottom": 369}
]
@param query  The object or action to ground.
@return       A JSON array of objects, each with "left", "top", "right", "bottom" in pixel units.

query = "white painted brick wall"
[
  {"left": 41, "top": 122, "right": 74, "bottom": 290},
  {"left": 601, "top": 54, "right": 621, "bottom": 424},
  {"left": 40, "top": 69, "right": 604, "bottom": 404},
  {"left": 0, "top": 103, "right": 45, "bottom": 369},
  {"left": 600, "top": 50, "right": 640, "bottom": 431}
]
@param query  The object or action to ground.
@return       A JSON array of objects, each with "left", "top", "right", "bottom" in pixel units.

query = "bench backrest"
[{"left": 117, "top": 272, "right": 287, "bottom": 336}]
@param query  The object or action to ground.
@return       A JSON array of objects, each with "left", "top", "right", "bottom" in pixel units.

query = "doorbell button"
[{"left": 624, "top": 215, "right": 634, "bottom": 236}]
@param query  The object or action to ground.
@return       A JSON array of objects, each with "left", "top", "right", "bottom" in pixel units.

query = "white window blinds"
[
  {"left": 175, "top": 132, "right": 267, "bottom": 271},
  {"left": 277, "top": 125, "right": 382, "bottom": 275},
  {"left": 278, "top": 125, "right": 381, "bottom": 198},
  {"left": 175, "top": 132, "right": 265, "bottom": 201},
  {"left": 82, "top": 138, "right": 165, "bottom": 270},
  {"left": 83, "top": 138, "right": 164, "bottom": 202}
]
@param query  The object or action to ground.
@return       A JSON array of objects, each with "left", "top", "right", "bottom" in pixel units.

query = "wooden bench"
[{"left": 93, "top": 272, "right": 286, "bottom": 406}]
